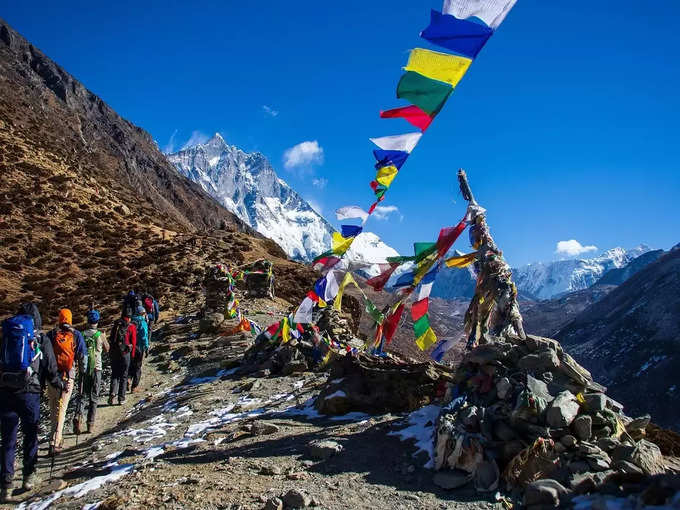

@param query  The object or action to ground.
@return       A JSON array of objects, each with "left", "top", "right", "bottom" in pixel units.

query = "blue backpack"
[
  {"left": 132, "top": 316, "right": 149, "bottom": 352},
  {"left": 1, "top": 315, "right": 38, "bottom": 388}
]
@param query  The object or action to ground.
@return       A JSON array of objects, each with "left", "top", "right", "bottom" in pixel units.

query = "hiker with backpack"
[
  {"left": 0, "top": 303, "right": 62, "bottom": 502},
  {"left": 108, "top": 312, "right": 137, "bottom": 405},
  {"left": 129, "top": 306, "right": 149, "bottom": 393},
  {"left": 74, "top": 310, "right": 109, "bottom": 435},
  {"left": 46, "top": 308, "right": 87, "bottom": 454},
  {"left": 121, "top": 290, "right": 141, "bottom": 319},
  {"left": 140, "top": 292, "right": 159, "bottom": 333}
]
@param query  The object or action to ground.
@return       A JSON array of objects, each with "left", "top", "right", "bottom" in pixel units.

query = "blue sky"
[{"left": 4, "top": 1, "right": 680, "bottom": 266}]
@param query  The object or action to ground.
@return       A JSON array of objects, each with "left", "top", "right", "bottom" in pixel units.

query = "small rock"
[
  {"left": 286, "top": 471, "right": 308, "bottom": 480},
  {"left": 524, "top": 479, "right": 569, "bottom": 507},
  {"left": 260, "top": 465, "right": 282, "bottom": 476},
  {"left": 282, "top": 489, "right": 311, "bottom": 508},
  {"left": 612, "top": 460, "right": 643, "bottom": 475},
  {"left": 596, "top": 437, "right": 620, "bottom": 452},
  {"left": 301, "top": 460, "right": 315, "bottom": 468},
  {"left": 546, "top": 391, "right": 580, "bottom": 428},
  {"left": 282, "top": 360, "right": 308, "bottom": 376},
  {"left": 263, "top": 497, "right": 283, "bottom": 510},
  {"left": 518, "top": 350, "right": 560, "bottom": 372},
  {"left": 251, "top": 422, "right": 280, "bottom": 436},
  {"left": 573, "top": 415, "right": 592, "bottom": 441},
  {"left": 586, "top": 453, "right": 611, "bottom": 472},
  {"left": 611, "top": 443, "right": 636, "bottom": 463},
  {"left": 433, "top": 470, "right": 474, "bottom": 489},
  {"left": 567, "top": 461, "right": 590, "bottom": 474},
  {"left": 307, "top": 439, "right": 344, "bottom": 460},
  {"left": 496, "top": 377, "right": 511, "bottom": 399},
  {"left": 199, "top": 313, "right": 225, "bottom": 334},
  {"left": 561, "top": 435, "right": 577, "bottom": 448},
  {"left": 584, "top": 393, "right": 606, "bottom": 411}
]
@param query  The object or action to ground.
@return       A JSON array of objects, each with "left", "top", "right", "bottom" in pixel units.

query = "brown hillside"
[{"left": 0, "top": 18, "right": 315, "bottom": 324}]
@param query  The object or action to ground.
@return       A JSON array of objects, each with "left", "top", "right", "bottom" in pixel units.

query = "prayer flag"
[
  {"left": 431, "top": 338, "right": 456, "bottom": 362},
  {"left": 323, "top": 269, "right": 342, "bottom": 302},
  {"left": 376, "top": 165, "right": 398, "bottom": 187},
  {"left": 394, "top": 271, "right": 414, "bottom": 288},
  {"left": 313, "top": 255, "right": 341, "bottom": 274},
  {"left": 294, "top": 296, "right": 314, "bottom": 324},
  {"left": 397, "top": 71, "right": 453, "bottom": 116},
  {"left": 411, "top": 298, "right": 429, "bottom": 321},
  {"left": 436, "top": 219, "right": 467, "bottom": 256},
  {"left": 373, "top": 149, "right": 409, "bottom": 170},
  {"left": 336, "top": 205, "right": 369, "bottom": 222},
  {"left": 445, "top": 251, "right": 478, "bottom": 268},
  {"left": 334, "top": 271, "right": 359, "bottom": 312},
  {"left": 416, "top": 327, "right": 438, "bottom": 351},
  {"left": 405, "top": 48, "right": 472, "bottom": 88},
  {"left": 366, "top": 262, "right": 400, "bottom": 291},
  {"left": 332, "top": 231, "right": 354, "bottom": 255},
  {"left": 414, "top": 242, "right": 437, "bottom": 260},
  {"left": 380, "top": 105, "right": 434, "bottom": 132},
  {"left": 368, "top": 202, "right": 378, "bottom": 215},
  {"left": 383, "top": 303, "right": 405, "bottom": 343},
  {"left": 341, "top": 225, "right": 363, "bottom": 238},
  {"left": 370, "top": 132, "right": 422, "bottom": 153},
  {"left": 281, "top": 317, "right": 291, "bottom": 344},
  {"left": 364, "top": 298, "right": 385, "bottom": 324},
  {"left": 314, "top": 277, "right": 327, "bottom": 300},
  {"left": 413, "top": 314, "right": 431, "bottom": 339},
  {"left": 442, "top": 0, "right": 517, "bottom": 29},
  {"left": 421, "top": 10, "right": 493, "bottom": 59}
]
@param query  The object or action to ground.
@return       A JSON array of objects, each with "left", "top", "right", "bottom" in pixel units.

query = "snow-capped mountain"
[
  {"left": 431, "top": 245, "right": 652, "bottom": 301},
  {"left": 513, "top": 245, "right": 652, "bottom": 300},
  {"left": 167, "top": 133, "right": 395, "bottom": 262}
]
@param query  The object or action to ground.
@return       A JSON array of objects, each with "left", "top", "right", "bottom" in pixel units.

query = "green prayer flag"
[
  {"left": 414, "top": 242, "right": 437, "bottom": 260},
  {"left": 413, "top": 314, "right": 431, "bottom": 339},
  {"left": 396, "top": 71, "right": 453, "bottom": 116},
  {"left": 365, "top": 298, "right": 385, "bottom": 324}
]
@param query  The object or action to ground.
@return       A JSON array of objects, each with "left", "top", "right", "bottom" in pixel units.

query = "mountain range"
[
  {"left": 431, "top": 244, "right": 652, "bottom": 301},
  {"left": 167, "top": 135, "right": 396, "bottom": 267}
]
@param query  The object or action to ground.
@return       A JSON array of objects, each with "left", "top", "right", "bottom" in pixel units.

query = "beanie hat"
[
  {"left": 58, "top": 308, "right": 72, "bottom": 326},
  {"left": 136, "top": 305, "right": 146, "bottom": 314},
  {"left": 87, "top": 309, "right": 101, "bottom": 324}
]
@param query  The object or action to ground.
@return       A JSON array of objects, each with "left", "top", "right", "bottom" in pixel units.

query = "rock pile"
[
  {"left": 315, "top": 307, "right": 357, "bottom": 345},
  {"left": 433, "top": 334, "right": 677, "bottom": 506}
]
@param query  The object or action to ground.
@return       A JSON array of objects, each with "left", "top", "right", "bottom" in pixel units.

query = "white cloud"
[
  {"left": 306, "top": 198, "right": 323, "bottom": 215},
  {"left": 181, "top": 130, "right": 210, "bottom": 150},
  {"left": 262, "top": 105, "right": 279, "bottom": 117},
  {"left": 555, "top": 239, "right": 598, "bottom": 257},
  {"left": 372, "top": 205, "right": 403, "bottom": 221},
  {"left": 312, "top": 178, "right": 328, "bottom": 189},
  {"left": 283, "top": 141, "right": 324, "bottom": 170},
  {"left": 163, "top": 129, "right": 179, "bottom": 154}
]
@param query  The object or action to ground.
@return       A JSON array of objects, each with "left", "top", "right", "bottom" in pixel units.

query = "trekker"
[
  {"left": 129, "top": 306, "right": 149, "bottom": 393},
  {"left": 0, "top": 304, "right": 62, "bottom": 502},
  {"left": 121, "top": 290, "right": 141, "bottom": 319},
  {"left": 74, "top": 310, "right": 109, "bottom": 435},
  {"left": 108, "top": 313, "right": 136, "bottom": 405},
  {"left": 46, "top": 308, "right": 87, "bottom": 454},
  {"left": 140, "top": 291, "right": 159, "bottom": 333}
]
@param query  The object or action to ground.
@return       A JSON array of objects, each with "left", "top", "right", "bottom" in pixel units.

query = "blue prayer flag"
[
  {"left": 393, "top": 271, "right": 415, "bottom": 288},
  {"left": 373, "top": 149, "right": 409, "bottom": 170},
  {"left": 420, "top": 10, "right": 493, "bottom": 59},
  {"left": 341, "top": 225, "right": 363, "bottom": 238}
]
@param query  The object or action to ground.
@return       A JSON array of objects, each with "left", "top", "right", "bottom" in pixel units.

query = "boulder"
[
  {"left": 573, "top": 415, "right": 592, "bottom": 441},
  {"left": 433, "top": 470, "right": 474, "bottom": 489},
  {"left": 524, "top": 479, "right": 569, "bottom": 507},
  {"left": 584, "top": 393, "right": 606, "bottom": 412},
  {"left": 307, "top": 440, "right": 344, "bottom": 460},
  {"left": 586, "top": 452, "right": 611, "bottom": 471},
  {"left": 263, "top": 497, "right": 283, "bottom": 510},
  {"left": 561, "top": 435, "right": 577, "bottom": 448},
  {"left": 546, "top": 391, "right": 580, "bottom": 428},
  {"left": 631, "top": 439, "right": 665, "bottom": 475},
  {"left": 250, "top": 422, "right": 280, "bottom": 436},
  {"left": 518, "top": 350, "right": 560, "bottom": 372},
  {"left": 612, "top": 460, "right": 643, "bottom": 475},
  {"left": 282, "top": 360, "right": 308, "bottom": 376},
  {"left": 282, "top": 489, "right": 311, "bottom": 508},
  {"left": 199, "top": 313, "right": 225, "bottom": 334}
]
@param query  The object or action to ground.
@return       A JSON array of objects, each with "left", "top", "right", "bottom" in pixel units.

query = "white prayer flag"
[
  {"left": 336, "top": 205, "right": 369, "bottom": 222},
  {"left": 369, "top": 132, "right": 422, "bottom": 153},
  {"left": 442, "top": 0, "right": 517, "bottom": 29},
  {"left": 293, "top": 297, "right": 314, "bottom": 324}
]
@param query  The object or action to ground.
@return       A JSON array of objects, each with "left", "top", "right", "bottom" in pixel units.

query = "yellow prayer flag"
[
  {"left": 334, "top": 272, "right": 359, "bottom": 311},
  {"left": 376, "top": 165, "right": 398, "bottom": 187},
  {"left": 413, "top": 252, "right": 439, "bottom": 286},
  {"left": 415, "top": 327, "right": 437, "bottom": 351},
  {"left": 318, "top": 297, "right": 327, "bottom": 308},
  {"left": 445, "top": 251, "right": 478, "bottom": 268},
  {"left": 332, "top": 231, "right": 354, "bottom": 255},
  {"left": 281, "top": 317, "right": 291, "bottom": 344},
  {"left": 405, "top": 48, "right": 472, "bottom": 87}
]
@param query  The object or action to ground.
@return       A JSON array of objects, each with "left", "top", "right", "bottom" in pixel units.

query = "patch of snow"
[
  {"left": 324, "top": 390, "right": 347, "bottom": 400},
  {"left": 144, "top": 446, "right": 165, "bottom": 460},
  {"left": 329, "top": 412, "right": 371, "bottom": 422},
  {"left": 388, "top": 405, "right": 441, "bottom": 469},
  {"left": 104, "top": 451, "right": 122, "bottom": 461}
]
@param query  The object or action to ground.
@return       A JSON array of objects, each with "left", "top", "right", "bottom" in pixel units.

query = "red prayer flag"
[
  {"left": 307, "top": 291, "right": 320, "bottom": 302},
  {"left": 411, "top": 297, "right": 429, "bottom": 321},
  {"left": 366, "top": 262, "right": 400, "bottom": 292},
  {"left": 436, "top": 219, "right": 467, "bottom": 257},
  {"left": 380, "top": 105, "right": 434, "bottom": 132},
  {"left": 384, "top": 303, "right": 405, "bottom": 344},
  {"left": 368, "top": 202, "right": 378, "bottom": 214}
]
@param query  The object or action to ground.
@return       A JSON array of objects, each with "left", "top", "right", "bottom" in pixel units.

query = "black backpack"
[
  {"left": 122, "top": 293, "right": 142, "bottom": 318},
  {"left": 112, "top": 320, "right": 129, "bottom": 354}
]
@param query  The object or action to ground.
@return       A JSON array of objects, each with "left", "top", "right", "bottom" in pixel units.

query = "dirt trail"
[{"left": 1, "top": 308, "right": 499, "bottom": 510}]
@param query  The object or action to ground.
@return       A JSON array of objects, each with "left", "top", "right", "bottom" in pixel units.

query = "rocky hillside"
[
  {"left": 0, "top": 18, "right": 316, "bottom": 321},
  {"left": 596, "top": 249, "right": 665, "bottom": 286},
  {"left": 556, "top": 249, "right": 680, "bottom": 430}
]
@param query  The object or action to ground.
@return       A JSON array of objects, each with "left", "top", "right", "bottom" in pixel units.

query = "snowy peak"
[{"left": 167, "top": 135, "right": 396, "bottom": 263}]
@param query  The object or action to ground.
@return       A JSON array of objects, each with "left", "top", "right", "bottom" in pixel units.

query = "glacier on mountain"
[{"left": 167, "top": 133, "right": 395, "bottom": 263}]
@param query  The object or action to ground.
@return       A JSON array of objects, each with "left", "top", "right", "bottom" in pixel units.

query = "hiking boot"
[
  {"left": 0, "top": 486, "right": 12, "bottom": 503},
  {"left": 118, "top": 398, "right": 125, "bottom": 405},
  {"left": 131, "top": 386, "right": 140, "bottom": 394},
  {"left": 22, "top": 473, "right": 38, "bottom": 491},
  {"left": 108, "top": 395, "right": 115, "bottom": 406},
  {"left": 73, "top": 418, "right": 83, "bottom": 435},
  {"left": 86, "top": 422, "right": 94, "bottom": 434},
  {"left": 126, "top": 380, "right": 131, "bottom": 392}
]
